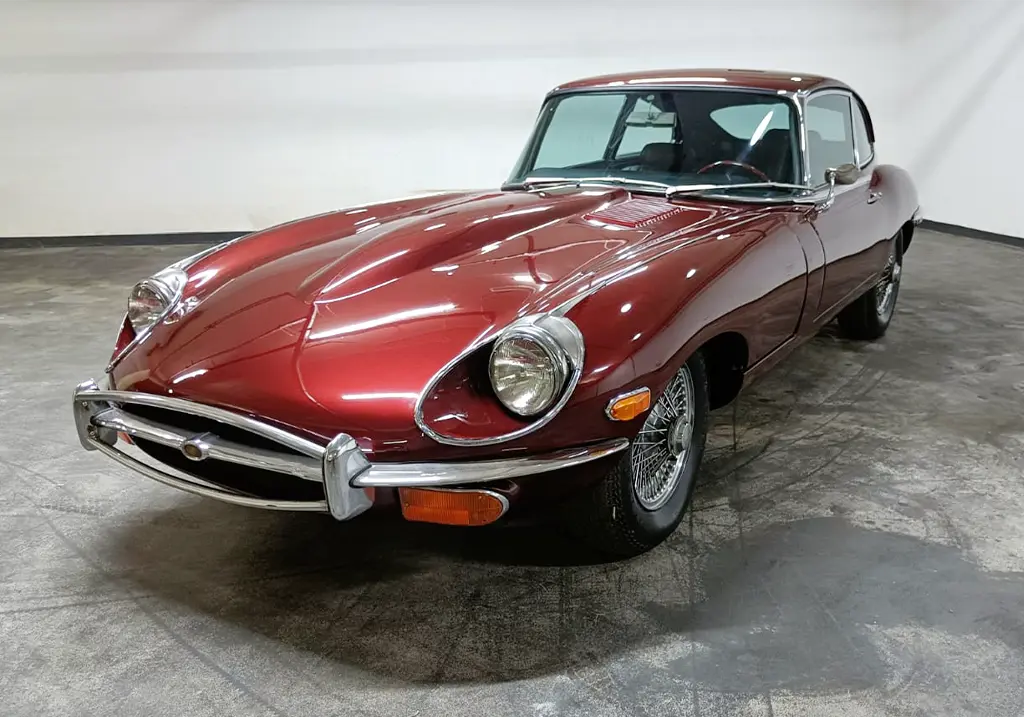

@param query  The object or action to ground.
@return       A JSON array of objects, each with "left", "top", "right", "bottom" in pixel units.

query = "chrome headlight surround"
[
  {"left": 126, "top": 268, "right": 188, "bottom": 334},
  {"left": 488, "top": 314, "right": 585, "bottom": 418},
  {"left": 107, "top": 268, "right": 188, "bottom": 373}
]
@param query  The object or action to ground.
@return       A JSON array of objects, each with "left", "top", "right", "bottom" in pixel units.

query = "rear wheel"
[
  {"left": 567, "top": 351, "right": 710, "bottom": 558},
  {"left": 837, "top": 230, "right": 904, "bottom": 340}
]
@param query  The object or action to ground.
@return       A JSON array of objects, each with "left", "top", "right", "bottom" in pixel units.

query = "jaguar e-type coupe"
[{"left": 73, "top": 69, "right": 921, "bottom": 557}]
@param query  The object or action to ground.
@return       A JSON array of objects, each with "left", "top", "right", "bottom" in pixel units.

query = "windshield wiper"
[
  {"left": 666, "top": 181, "right": 812, "bottom": 198},
  {"left": 506, "top": 177, "right": 816, "bottom": 199},
  {"left": 507, "top": 176, "right": 672, "bottom": 192}
]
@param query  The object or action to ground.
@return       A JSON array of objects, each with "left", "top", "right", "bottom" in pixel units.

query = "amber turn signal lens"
[
  {"left": 606, "top": 388, "right": 652, "bottom": 421},
  {"left": 398, "top": 488, "right": 507, "bottom": 527}
]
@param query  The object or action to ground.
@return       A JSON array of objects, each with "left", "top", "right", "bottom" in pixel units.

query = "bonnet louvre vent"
[{"left": 584, "top": 198, "right": 686, "bottom": 228}]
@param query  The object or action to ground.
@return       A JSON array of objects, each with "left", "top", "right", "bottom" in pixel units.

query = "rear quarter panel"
[{"left": 875, "top": 164, "right": 920, "bottom": 240}]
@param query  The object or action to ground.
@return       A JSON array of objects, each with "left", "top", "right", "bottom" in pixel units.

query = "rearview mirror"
[{"left": 624, "top": 110, "right": 677, "bottom": 127}]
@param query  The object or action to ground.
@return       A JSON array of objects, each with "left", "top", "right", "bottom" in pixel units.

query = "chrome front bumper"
[{"left": 73, "top": 379, "right": 627, "bottom": 520}]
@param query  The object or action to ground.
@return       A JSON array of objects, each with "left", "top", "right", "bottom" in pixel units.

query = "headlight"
[
  {"left": 126, "top": 269, "right": 187, "bottom": 334},
  {"left": 488, "top": 315, "right": 584, "bottom": 417}
]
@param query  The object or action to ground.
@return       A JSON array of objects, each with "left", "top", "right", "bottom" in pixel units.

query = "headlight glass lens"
[
  {"left": 126, "top": 270, "right": 186, "bottom": 333},
  {"left": 489, "top": 336, "right": 563, "bottom": 416},
  {"left": 127, "top": 283, "right": 168, "bottom": 331}
]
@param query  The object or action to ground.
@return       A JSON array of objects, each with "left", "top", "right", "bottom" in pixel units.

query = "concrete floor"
[{"left": 1, "top": 229, "right": 1023, "bottom": 716}]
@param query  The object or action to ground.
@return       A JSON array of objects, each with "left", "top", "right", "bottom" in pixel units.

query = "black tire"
[
  {"left": 566, "top": 351, "right": 710, "bottom": 558},
  {"left": 837, "top": 230, "right": 904, "bottom": 340}
]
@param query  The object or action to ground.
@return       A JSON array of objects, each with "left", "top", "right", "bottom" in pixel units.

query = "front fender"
[{"left": 518, "top": 209, "right": 811, "bottom": 449}]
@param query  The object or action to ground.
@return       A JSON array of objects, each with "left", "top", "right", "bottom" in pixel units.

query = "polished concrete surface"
[{"left": 2, "top": 229, "right": 1023, "bottom": 716}]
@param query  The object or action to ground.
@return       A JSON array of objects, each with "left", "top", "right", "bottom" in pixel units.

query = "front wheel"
[
  {"left": 566, "top": 351, "right": 710, "bottom": 558},
  {"left": 837, "top": 230, "right": 904, "bottom": 340}
]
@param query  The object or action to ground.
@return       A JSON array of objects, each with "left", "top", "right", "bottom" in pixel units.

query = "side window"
[
  {"left": 533, "top": 93, "right": 625, "bottom": 170},
  {"left": 616, "top": 97, "right": 675, "bottom": 157},
  {"left": 805, "top": 93, "right": 856, "bottom": 184},
  {"left": 852, "top": 100, "right": 873, "bottom": 166}
]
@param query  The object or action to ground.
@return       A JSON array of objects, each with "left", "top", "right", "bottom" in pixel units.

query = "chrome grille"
[
  {"left": 120, "top": 403, "right": 309, "bottom": 457},
  {"left": 131, "top": 438, "right": 326, "bottom": 502}
]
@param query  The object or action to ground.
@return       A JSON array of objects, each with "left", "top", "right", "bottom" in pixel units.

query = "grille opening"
[
  {"left": 121, "top": 404, "right": 309, "bottom": 456},
  {"left": 133, "top": 439, "right": 326, "bottom": 503}
]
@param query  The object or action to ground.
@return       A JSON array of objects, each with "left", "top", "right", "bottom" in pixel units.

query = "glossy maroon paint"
[{"left": 109, "top": 70, "right": 920, "bottom": 470}]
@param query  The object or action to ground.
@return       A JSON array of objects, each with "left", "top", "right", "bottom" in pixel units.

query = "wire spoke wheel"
[{"left": 630, "top": 365, "right": 695, "bottom": 511}]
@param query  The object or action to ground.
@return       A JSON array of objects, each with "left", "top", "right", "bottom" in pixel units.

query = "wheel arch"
[
  {"left": 695, "top": 331, "right": 750, "bottom": 410},
  {"left": 901, "top": 219, "right": 915, "bottom": 254}
]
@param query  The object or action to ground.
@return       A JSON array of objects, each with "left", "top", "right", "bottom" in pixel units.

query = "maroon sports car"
[{"left": 73, "top": 69, "right": 920, "bottom": 557}]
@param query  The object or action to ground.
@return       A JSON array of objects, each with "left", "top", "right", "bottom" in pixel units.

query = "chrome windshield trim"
[
  {"left": 545, "top": 84, "right": 795, "bottom": 99},
  {"left": 798, "top": 88, "right": 863, "bottom": 186},
  {"left": 508, "top": 87, "right": 806, "bottom": 196},
  {"left": 665, "top": 180, "right": 816, "bottom": 201}
]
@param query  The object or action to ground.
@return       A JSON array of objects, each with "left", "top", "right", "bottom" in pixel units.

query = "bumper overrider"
[{"left": 73, "top": 378, "right": 627, "bottom": 524}]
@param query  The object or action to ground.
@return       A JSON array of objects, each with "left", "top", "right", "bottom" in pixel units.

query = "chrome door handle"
[{"left": 868, "top": 190, "right": 883, "bottom": 204}]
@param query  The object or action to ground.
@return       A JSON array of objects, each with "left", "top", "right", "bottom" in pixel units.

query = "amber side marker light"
[
  {"left": 398, "top": 488, "right": 508, "bottom": 527},
  {"left": 606, "top": 387, "right": 652, "bottom": 421}
]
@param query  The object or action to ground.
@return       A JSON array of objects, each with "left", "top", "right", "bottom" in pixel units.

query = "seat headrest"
[{"left": 639, "top": 142, "right": 684, "bottom": 172}]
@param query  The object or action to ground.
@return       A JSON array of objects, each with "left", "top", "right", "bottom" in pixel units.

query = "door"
[{"left": 805, "top": 91, "right": 886, "bottom": 321}]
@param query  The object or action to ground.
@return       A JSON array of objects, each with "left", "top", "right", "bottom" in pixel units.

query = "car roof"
[{"left": 549, "top": 68, "right": 850, "bottom": 95}]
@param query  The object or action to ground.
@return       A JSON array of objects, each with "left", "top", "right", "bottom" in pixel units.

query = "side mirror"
[
  {"left": 828, "top": 163, "right": 860, "bottom": 186},
  {"left": 818, "top": 163, "right": 860, "bottom": 212}
]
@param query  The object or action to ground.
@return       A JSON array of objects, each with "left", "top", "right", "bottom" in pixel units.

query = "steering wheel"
[{"left": 696, "top": 160, "right": 771, "bottom": 183}]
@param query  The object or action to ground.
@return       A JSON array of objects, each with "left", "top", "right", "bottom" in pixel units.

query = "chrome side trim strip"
[
  {"left": 91, "top": 407, "right": 324, "bottom": 481},
  {"left": 352, "top": 438, "right": 628, "bottom": 488},
  {"left": 88, "top": 437, "right": 330, "bottom": 513}
]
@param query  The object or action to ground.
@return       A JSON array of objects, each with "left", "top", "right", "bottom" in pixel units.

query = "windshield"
[{"left": 507, "top": 88, "right": 804, "bottom": 197}]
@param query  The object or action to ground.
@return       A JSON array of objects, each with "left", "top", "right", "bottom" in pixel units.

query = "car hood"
[{"left": 113, "top": 187, "right": 749, "bottom": 453}]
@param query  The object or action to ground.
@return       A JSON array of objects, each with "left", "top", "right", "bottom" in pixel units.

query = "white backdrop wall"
[{"left": 0, "top": 0, "right": 1019, "bottom": 239}]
